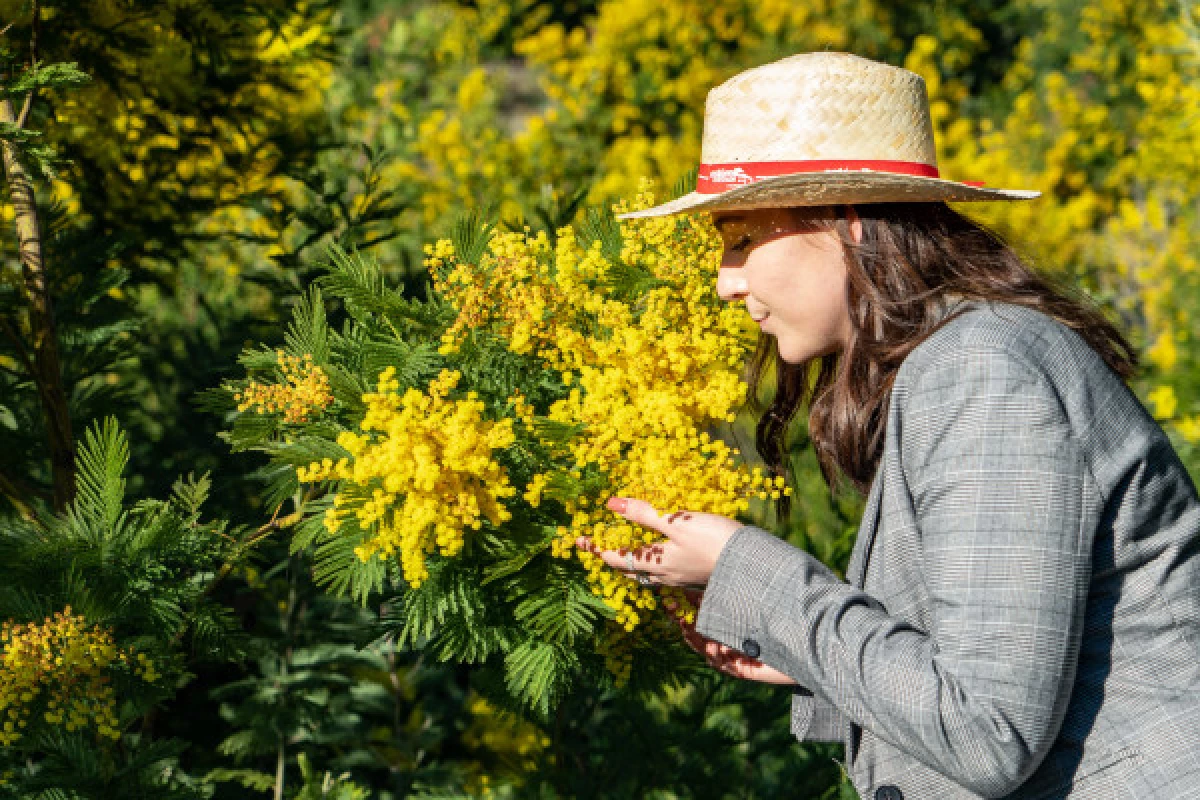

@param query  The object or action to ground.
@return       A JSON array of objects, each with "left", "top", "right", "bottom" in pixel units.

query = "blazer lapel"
[
  {"left": 846, "top": 468, "right": 885, "bottom": 588},
  {"left": 842, "top": 467, "right": 886, "bottom": 773}
]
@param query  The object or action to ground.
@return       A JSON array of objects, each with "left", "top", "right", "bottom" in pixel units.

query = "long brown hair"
[{"left": 747, "top": 202, "right": 1137, "bottom": 507}]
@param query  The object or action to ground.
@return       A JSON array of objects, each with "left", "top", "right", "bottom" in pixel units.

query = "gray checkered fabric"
[{"left": 696, "top": 302, "right": 1200, "bottom": 799}]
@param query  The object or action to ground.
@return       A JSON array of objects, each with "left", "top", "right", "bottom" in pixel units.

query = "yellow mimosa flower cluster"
[
  {"left": 297, "top": 367, "right": 517, "bottom": 587},
  {"left": 523, "top": 473, "right": 551, "bottom": 508},
  {"left": 462, "top": 694, "right": 551, "bottom": 773},
  {"left": 595, "top": 625, "right": 636, "bottom": 686},
  {"left": 427, "top": 182, "right": 788, "bottom": 633},
  {"left": 0, "top": 608, "right": 157, "bottom": 746},
  {"left": 428, "top": 231, "right": 563, "bottom": 358},
  {"left": 235, "top": 351, "right": 334, "bottom": 424},
  {"left": 507, "top": 391, "right": 537, "bottom": 429}
]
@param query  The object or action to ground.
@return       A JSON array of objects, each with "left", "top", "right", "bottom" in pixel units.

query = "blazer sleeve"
[
  {"left": 791, "top": 686, "right": 848, "bottom": 742},
  {"left": 695, "top": 344, "right": 1095, "bottom": 798}
]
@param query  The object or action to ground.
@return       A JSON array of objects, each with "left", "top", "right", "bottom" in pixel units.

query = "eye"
[{"left": 729, "top": 235, "right": 752, "bottom": 253}]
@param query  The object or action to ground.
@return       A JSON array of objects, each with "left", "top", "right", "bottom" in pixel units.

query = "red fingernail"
[{"left": 607, "top": 497, "right": 628, "bottom": 513}]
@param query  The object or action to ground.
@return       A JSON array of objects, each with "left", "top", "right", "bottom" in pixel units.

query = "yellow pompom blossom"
[
  {"left": 1148, "top": 386, "right": 1179, "bottom": 421},
  {"left": 298, "top": 367, "right": 517, "bottom": 587},
  {"left": 507, "top": 391, "right": 537, "bottom": 429},
  {"left": 235, "top": 351, "right": 334, "bottom": 424},
  {"left": 595, "top": 625, "right": 636, "bottom": 686},
  {"left": 1177, "top": 417, "right": 1200, "bottom": 445},
  {"left": 427, "top": 182, "right": 788, "bottom": 633},
  {"left": 461, "top": 694, "right": 551, "bottom": 781},
  {"left": 523, "top": 473, "right": 551, "bottom": 508},
  {"left": 0, "top": 608, "right": 157, "bottom": 746}
]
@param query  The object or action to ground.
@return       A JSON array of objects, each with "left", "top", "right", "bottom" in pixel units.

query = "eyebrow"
[{"left": 712, "top": 215, "right": 746, "bottom": 233}]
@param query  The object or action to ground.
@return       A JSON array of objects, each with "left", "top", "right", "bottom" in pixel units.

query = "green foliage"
[
  {"left": 0, "top": 418, "right": 244, "bottom": 796},
  {"left": 0, "top": 57, "right": 90, "bottom": 181}
]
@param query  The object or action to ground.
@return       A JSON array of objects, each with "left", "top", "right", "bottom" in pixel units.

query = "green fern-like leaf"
[
  {"left": 227, "top": 411, "right": 281, "bottom": 452},
  {"left": 67, "top": 416, "right": 129, "bottom": 539},
  {"left": 169, "top": 472, "right": 212, "bottom": 519},
  {"left": 670, "top": 165, "right": 699, "bottom": 199},
  {"left": 202, "top": 768, "right": 276, "bottom": 793},
  {"left": 579, "top": 206, "right": 625, "bottom": 266},
  {"left": 601, "top": 260, "right": 673, "bottom": 301},
  {"left": 309, "top": 528, "right": 387, "bottom": 604},
  {"left": 236, "top": 345, "right": 283, "bottom": 373},
  {"left": 512, "top": 562, "right": 610, "bottom": 644},
  {"left": 283, "top": 286, "right": 332, "bottom": 362},
  {"left": 450, "top": 207, "right": 497, "bottom": 266},
  {"left": 504, "top": 639, "right": 578, "bottom": 718},
  {"left": 359, "top": 338, "right": 442, "bottom": 390},
  {"left": 318, "top": 244, "right": 447, "bottom": 331},
  {"left": 324, "top": 363, "right": 367, "bottom": 412},
  {"left": 2, "top": 61, "right": 91, "bottom": 97},
  {"left": 269, "top": 434, "right": 351, "bottom": 471},
  {"left": 481, "top": 539, "right": 552, "bottom": 587}
]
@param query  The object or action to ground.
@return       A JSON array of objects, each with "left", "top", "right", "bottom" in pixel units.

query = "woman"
[{"left": 578, "top": 53, "right": 1200, "bottom": 799}]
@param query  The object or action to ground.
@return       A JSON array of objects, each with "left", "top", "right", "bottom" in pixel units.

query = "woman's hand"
[
  {"left": 574, "top": 497, "right": 744, "bottom": 587},
  {"left": 667, "top": 591, "right": 797, "bottom": 685}
]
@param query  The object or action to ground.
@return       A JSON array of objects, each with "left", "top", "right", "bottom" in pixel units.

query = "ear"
[{"left": 844, "top": 205, "right": 864, "bottom": 244}]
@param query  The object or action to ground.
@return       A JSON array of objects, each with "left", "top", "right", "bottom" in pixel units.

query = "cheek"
[
  {"left": 752, "top": 254, "right": 845, "bottom": 316},
  {"left": 749, "top": 245, "right": 850, "bottom": 355}
]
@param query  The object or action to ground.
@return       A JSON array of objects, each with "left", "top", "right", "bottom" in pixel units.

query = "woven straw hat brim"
[{"left": 617, "top": 171, "right": 1040, "bottom": 220}]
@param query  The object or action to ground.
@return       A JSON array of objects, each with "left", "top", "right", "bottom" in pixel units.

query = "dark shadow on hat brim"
[{"left": 616, "top": 171, "right": 1040, "bottom": 219}]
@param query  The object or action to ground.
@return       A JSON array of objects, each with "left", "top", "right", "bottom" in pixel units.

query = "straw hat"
[{"left": 618, "top": 52, "right": 1038, "bottom": 219}]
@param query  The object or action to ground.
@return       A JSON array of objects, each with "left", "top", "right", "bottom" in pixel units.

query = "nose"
[{"left": 716, "top": 266, "right": 749, "bottom": 303}]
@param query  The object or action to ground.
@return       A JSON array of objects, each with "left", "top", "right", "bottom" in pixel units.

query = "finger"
[
  {"left": 679, "top": 625, "right": 706, "bottom": 654},
  {"left": 590, "top": 545, "right": 665, "bottom": 576},
  {"left": 681, "top": 633, "right": 704, "bottom": 657},
  {"left": 665, "top": 510, "right": 695, "bottom": 526},
  {"left": 704, "top": 638, "right": 725, "bottom": 662},
  {"left": 607, "top": 496, "right": 679, "bottom": 541},
  {"left": 574, "top": 536, "right": 596, "bottom": 553},
  {"left": 712, "top": 650, "right": 742, "bottom": 677}
]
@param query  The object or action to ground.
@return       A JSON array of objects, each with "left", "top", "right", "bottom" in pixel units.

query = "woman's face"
[{"left": 712, "top": 206, "right": 860, "bottom": 364}]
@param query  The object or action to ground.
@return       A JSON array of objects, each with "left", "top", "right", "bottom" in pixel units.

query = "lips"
[{"left": 751, "top": 312, "right": 770, "bottom": 324}]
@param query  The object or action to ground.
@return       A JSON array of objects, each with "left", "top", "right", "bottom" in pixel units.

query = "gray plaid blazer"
[{"left": 696, "top": 302, "right": 1200, "bottom": 799}]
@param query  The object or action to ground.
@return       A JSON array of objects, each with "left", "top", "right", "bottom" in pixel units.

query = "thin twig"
[
  {"left": 15, "top": 0, "right": 39, "bottom": 129},
  {"left": 1, "top": 4, "right": 74, "bottom": 509},
  {"left": 16, "top": 85, "right": 32, "bottom": 129},
  {"left": 165, "top": 505, "right": 306, "bottom": 652}
]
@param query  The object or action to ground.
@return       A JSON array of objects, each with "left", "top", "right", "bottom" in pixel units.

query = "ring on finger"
[{"left": 636, "top": 572, "right": 654, "bottom": 587}]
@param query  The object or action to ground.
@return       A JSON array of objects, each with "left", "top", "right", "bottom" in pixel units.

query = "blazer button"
[
  {"left": 741, "top": 638, "right": 761, "bottom": 659},
  {"left": 874, "top": 786, "right": 903, "bottom": 800}
]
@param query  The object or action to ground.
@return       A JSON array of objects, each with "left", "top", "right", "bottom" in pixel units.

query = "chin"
[
  {"left": 775, "top": 337, "right": 840, "bottom": 365},
  {"left": 775, "top": 346, "right": 814, "bottom": 365}
]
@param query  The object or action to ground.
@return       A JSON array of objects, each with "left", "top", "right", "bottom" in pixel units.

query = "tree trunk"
[{"left": 0, "top": 95, "right": 74, "bottom": 510}]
